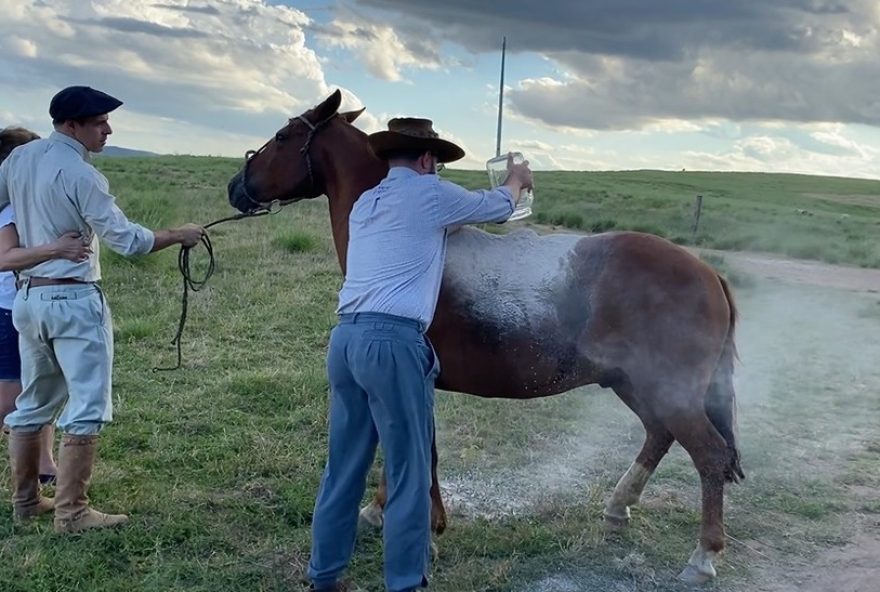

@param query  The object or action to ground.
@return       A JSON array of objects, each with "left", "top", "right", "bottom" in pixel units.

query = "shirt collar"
[
  {"left": 386, "top": 166, "right": 421, "bottom": 181},
  {"left": 49, "top": 131, "right": 91, "bottom": 162}
]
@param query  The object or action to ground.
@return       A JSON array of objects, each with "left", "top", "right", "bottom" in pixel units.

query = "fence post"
[{"left": 692, "top": 194, "right": 703, "bottom": 240}]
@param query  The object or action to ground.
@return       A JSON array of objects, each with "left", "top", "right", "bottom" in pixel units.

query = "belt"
[
  {"left": 16, "top": 277, "right": 91, "bottom": 290},
  {"left": 338, "top": 312, "right": 425, "bottom": 333}
]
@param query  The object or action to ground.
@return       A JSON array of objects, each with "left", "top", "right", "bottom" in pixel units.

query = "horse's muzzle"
[{"left": 227, "top": 170, "right": 251, "bottom": 213}]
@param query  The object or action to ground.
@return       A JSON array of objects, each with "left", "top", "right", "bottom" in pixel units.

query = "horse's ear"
[
  {"left": 340, "top": 107, "right": 366, "bottom": 124},
  {"left": 314, "top": 89, "right": 343, "bottom": 121}
]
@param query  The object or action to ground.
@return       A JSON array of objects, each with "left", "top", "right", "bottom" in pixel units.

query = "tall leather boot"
[
  {"left": 54, "top": 434, "right": 128, "bottom": 534},
  {"left": 8, "top": 429, "right": 54, "bottom": 520}
]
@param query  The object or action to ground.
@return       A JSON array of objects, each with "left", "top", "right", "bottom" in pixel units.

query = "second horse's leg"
[{"left": 360, "top": 431, "right": 446, "bottom": 534}]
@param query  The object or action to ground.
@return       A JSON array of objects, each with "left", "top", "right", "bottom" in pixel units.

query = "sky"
[{"left": 3, "top": 0, "right": 880, "bottom": 178}]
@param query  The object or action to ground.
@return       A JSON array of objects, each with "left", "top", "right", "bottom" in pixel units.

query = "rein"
[
  {"left": 156, "top": 109, "right": 334, "bottom": 370},
  {"left": 153, "top": 203, "right": 282, "bottom": 371}
]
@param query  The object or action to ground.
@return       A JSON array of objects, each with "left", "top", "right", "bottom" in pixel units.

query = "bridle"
[{"left": 239, "top": 112, "right": 337, "bottom": 211}]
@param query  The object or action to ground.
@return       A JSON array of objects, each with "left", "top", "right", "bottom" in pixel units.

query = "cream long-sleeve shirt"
[{"left": 0, "top": 132, "right": 155, "bottom": 281}]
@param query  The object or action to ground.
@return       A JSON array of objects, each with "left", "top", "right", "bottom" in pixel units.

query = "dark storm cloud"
[
  {"left": 351, "top": 0, "right": 880, "bottom": 129},
  {"left": 152, "top": 3, "right": 222, "bottom": 16},
  {"left": 72, "top": 17, "right": 209, "bottom": 39},
  {"left": 307, "top": 21, "right": 379, "bottom": 42},
  {"left": 354, "top": 0, "right": 855, "bottom": 57}
]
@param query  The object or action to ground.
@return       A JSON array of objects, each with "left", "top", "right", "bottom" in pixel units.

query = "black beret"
[{"left": 49, "top": 86, "right": 123, "bottom": 122}]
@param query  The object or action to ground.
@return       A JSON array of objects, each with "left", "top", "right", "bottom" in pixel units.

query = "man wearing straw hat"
[{"left": 307, "top": 118, "right": 533, "bottom": 592}]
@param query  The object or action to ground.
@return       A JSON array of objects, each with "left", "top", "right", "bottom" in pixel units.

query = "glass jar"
[{"left": 486, "top": 151, "right": 534, "bottom": 221}]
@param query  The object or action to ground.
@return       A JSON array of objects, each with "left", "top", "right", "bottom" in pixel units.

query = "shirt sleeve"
[
  {"left": 0, "top": 160, "right": 10, "bottom": 212},
  {"left": 69, "top": 169, "right": 155, "bottom": 256},
  {"left": 433, "top": 178, "right": 515, "bottom": 228},
  {"left": 0, "top": 205, "right": 14, "bottom": 230}
]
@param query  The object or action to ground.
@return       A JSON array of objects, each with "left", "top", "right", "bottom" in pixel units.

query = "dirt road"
[{"left": 703, "top": 248, "right": 880, "bottom": 293}]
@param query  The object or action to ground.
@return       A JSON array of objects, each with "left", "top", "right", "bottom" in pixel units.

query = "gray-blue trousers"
[
  {"left": 308, "top": 312, "right": 438, "bottom": 592},
  {"left": 4, "top": 283, "right": 112, "bottom": 435}
]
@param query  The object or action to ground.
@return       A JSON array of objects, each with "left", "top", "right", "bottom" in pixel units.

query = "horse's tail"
[{"left": 705, "top": 274, "right": 745, "bottom": 483}]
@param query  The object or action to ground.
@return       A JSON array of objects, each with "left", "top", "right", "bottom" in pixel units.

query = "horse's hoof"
[
  {"left": 678, "top": 564, "right": 715, "bottom": 586},
  {"left": 602, "top": 511, "right": 629, "bottom": 532},
  {"left": 358, "top": 503, "right": 383, "bottom": 530}
]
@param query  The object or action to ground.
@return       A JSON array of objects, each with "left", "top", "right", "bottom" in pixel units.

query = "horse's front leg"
[
  {"left": 359, "top": 430, "right": 447, "bottom": 534},
  {"left": 358, "top": 475, "right": 386, "bottom": 529},
  {"left": 429, "top": 433, "right": 447, "bottom": 533}
]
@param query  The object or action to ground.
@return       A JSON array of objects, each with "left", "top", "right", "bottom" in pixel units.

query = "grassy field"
[
  {"left": 444, "top": 168, "right": 880, "bottom": 268},
  {"left": 1, "top": 157, "right": 879, "bottom": 592}
]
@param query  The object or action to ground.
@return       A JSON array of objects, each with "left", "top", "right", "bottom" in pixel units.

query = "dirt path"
[
  {"left": 535, "top": 224, "right": 880, "bottom": 292},
  {"left": 699, "top": 248, "right": 880, "bottom": 293},
  {"left": 759, "top": 527, "right": 880, "bottom": 592}
]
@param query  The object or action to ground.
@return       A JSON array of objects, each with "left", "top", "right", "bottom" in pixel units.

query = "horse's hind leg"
[
  {"left": 604, "top": 383, "right": 674, "bottom": 528},
  {"left": 660, "top": 402, "right": 730, "bottom": 585}
]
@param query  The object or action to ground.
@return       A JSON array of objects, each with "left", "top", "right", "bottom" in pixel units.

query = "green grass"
[
  {"left": 443, "top": 168, "right": 880, "bottom": 268},
  {"left": 274, "top": 232, "right": 318, "bottom": 254},
  {"left": 1, "top": 157, "right": 879, "bottom": 591}
]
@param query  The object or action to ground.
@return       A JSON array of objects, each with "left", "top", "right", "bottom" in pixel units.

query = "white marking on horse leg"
[
  {"left": 603, "top": 462, "right": 653, "bottom": 524},
  {"left": 678, "top": 544, "right": 718, "bottom": 585},
  {"left": 358, "top": 500, "right": 383, "bottom": 530}
]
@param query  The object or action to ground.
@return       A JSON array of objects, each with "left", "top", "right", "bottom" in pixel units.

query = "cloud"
[
  {"left": 678, "top": 128, "right": 880, "bottom": 178},
  {"left": 510, "top": 46, "right": 880, "bottom": 130},
  {"left": 311, "top": 6, "right": 444, "bottom": 81},
  {"left": 354, "top": 0, "right": 865, "bottom": 57},
  {"left": 7, "top": 36, "right": 38, "bottom": 58},
  {"left": 0, "top": 0, "right": 355, "bottom": 140},
  {"left": 151, "top": 2, "right": 221, "bottom": 15},
  {"left": 314, "top": 19, "right": 439, "bottom": 81},
  {"left": 71, "top": 16, "right": 210, "bottom": 38},
  {"left": 353, "top": 0, "right": 880, "bottom": 130},
  {"left": 809, "top": 127, "right": 873, "bottom": 158}
]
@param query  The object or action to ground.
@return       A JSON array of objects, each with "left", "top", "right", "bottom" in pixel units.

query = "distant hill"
[{"left": 101, "top": 146, "right": 158, "bottom": 158}]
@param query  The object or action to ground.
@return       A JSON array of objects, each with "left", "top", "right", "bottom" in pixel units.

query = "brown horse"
[{"left": 227, "top": 90, "right": 743, "bottom": 584}]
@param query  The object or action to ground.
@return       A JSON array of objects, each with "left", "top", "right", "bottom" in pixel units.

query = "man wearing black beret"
[{"left": 0, "top": 86, "right": 206, "bottom": 533}]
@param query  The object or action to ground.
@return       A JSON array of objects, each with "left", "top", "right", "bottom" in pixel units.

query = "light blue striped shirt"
[
  {"left": 0, "top": 132, "right": 155, "bottom": 282},
  {"left": 337, "top": 167, "right": 515, "bottom": 329}
]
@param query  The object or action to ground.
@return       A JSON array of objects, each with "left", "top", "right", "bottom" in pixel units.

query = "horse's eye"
[{"left": 275, "top": 132, "right": 286, "bottom": 142}]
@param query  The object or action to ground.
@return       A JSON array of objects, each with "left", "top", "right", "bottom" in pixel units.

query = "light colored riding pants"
[{"left": 3, "top": 283, "right": 113, "bottom": 436}]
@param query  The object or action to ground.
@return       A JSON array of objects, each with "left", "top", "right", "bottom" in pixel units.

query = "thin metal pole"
[{"left": 495, "top": 36, "right": 506, "bottom": 157}]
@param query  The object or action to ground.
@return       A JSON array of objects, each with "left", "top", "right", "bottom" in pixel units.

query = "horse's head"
[{"left": 227, "top": 89, "right": 366, "bottom": 213}]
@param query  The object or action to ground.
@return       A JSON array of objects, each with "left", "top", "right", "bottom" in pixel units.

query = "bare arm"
[{"left": 0, "top": 225, "right": 91, "bottom": 272}]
